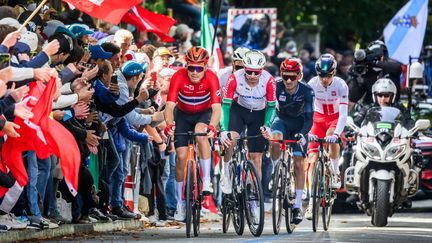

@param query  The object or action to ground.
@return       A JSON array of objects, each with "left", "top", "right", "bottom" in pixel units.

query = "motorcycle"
[{"left": 344, "top": 106, "right": 430, "bottom": 227}]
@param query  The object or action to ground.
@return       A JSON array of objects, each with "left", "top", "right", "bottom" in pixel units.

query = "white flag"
[{"left": 384, "top": 0, "right": 428, "bottom": 64}]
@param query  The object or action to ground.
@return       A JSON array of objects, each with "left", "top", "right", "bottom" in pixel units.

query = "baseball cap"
[
  {"left": 19, "top": 31, "right": 38, "bottom": 52},
  {"left": 121, "top": 61, "right": 148, "bottom": 76},
  {"left": 153, "top": 47, "right": 173, "bottom": 59},
  {"left": 43, "top": 20, "right": 66, "bottom": 39},
  {"left": 69, "top": 24, "right": 94, "bottom": 38},
  {"left": 89, "top": 45, "right": 112, "bottom": 60},
  {"left": 55, "top": 26, "right": 77, "bottom": 39},
  {"left": 0, "top": 18, "right": 21, "bottom": 29}
]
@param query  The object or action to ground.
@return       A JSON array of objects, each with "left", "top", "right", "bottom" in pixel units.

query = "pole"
[
  {"left": 18, "top": 0, "right": 48, "bottom": 32},
  {"left": 408, "top": 56, "right": 413, "bottom": 115},
  {"left": 211, "top": 0, "right": 223, "bottom": 56}
]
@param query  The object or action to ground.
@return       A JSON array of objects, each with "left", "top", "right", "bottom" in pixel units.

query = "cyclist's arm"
[
  {"left": 300, "top": 88, "right": 315, "bottom": 135},
  {"left": 164, "top": 101, "right": 176, "bottom": 126},
  {"left": 334, "top": 82, "right": 349, "bottom": 135},
  {"left": 264, "top": 77, "right": 276, "bottom": 127},
  {"left": 220, "top": 74, "right": 236, "bottom": 131}
]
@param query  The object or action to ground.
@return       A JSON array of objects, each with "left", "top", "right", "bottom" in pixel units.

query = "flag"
[
  {"left": 122, "top": 5, "right": 176, "bottom": 42},
  {"left": 201, "top": 1, "right": 224, "bottom": 71},
  {"left": 62, "top": 0, "right": 142, "bottom": 24},
  {"left": 0, "top": 78, "right": 80, "bottom": 211},
  {"left": 384, "top": 0, "right": 428, "bottom": 64}
]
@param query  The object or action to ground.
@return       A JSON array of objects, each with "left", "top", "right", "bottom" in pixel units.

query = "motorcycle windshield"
[{"left": 363, "top": 106, "right": 403, "bottom": 134}]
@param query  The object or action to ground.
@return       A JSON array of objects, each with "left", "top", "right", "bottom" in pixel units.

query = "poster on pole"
[{"left": 226, "top": 8, "right": 277, "bottom": 56}]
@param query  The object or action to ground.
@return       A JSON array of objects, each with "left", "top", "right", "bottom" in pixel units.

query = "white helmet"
[
  {"left": 242, "top": 50, "right": 266, "bottom": 69},
  {"left": 232, "top": 47, "right": 250, "bottom": 61},
  {"left": 372, "top": 78, "right": 397, "bottom": 104}
]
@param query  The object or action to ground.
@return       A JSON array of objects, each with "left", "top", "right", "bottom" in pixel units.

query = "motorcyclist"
[{"left": 348, "top": 40, "right": 402, "bottom": 111}]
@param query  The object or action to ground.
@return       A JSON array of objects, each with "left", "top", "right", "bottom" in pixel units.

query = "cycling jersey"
[
  {"left": 220, "top": 69, "right": 276, "bottom": 131},
  {"left": 275, "top": 79, "right": 314, "bottom": 135},
  {"left": 217, "top": 66, "right": 233, "bottom": 93},
  {"left": 307, "top": 76, "right": 348, "bottom": 135},
  {"left": 167, "top": 68, "right": 221, "bottom": 113}
]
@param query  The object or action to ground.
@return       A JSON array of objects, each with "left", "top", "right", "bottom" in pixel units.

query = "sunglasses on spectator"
[
  {"left": 376, "top": 93, "right": 391, "bottom": 98},
  {"left": 234, "top": 64, "right": 244, "bottom": 71},
  {"left": 187, "top": 65, "right": 205, "bottom": 73},
  {"left": 282, "top": 73, "right": 299, "bottom": 81},
  {"left": 245, "top": 69, "right": 262, "bottom": 76}
]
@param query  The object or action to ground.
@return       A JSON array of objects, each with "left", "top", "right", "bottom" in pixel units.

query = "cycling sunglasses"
[
  {"left": 318, "top": 73, "right": 333, "bottom": 78},
  {"left": 376, "top": 93, "right": 391, "bottom": 98},
  {"left": 187, "top": 65, "right": 205, "bottom": 73},
  {"left": 282, "top": 73, "right": 299, "bottom": 81},
  {"left": 245, "top": 69, "right": 262, "bottom": 76},
  {"left": 234, "top": 64, "right": 244, "bottom": 71}
]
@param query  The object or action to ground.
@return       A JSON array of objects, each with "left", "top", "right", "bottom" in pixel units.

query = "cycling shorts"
[
  {"left": 229, "top": 103, "right": 266, "bottom": 153},
  {"left": 173, "top": 108, "right": 211, "bottom": 148},
  {"left": 308, "top": 112, "right": 339, "bottom": 153},
  {"left": 271, "top": 116, "right": 307, "bottom": 157}
]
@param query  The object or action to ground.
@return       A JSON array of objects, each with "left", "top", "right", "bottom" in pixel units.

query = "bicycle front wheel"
[
  {"left": 193, "top": 164, "right": 201, "bottom": 237},
  {"left": 272, "top": 161, "right": 284, "bottom": 235},
  {"left": 286, "top": 159, "right": 296, "bottom": 234},
  {"left": 230, "top": 161, "right": 245, "bottom": 235},
  {"left": 311, "top": 159, "right": 323, "bottom": 232},
  {"left": 185, "top": 161, "right": 193, "bottom": 238},
  {"left": 243, "top": 160, "right": 264, "bottom": 237},
  {"left": 322, "top": 166, "right": 333, "bottom": 231}
]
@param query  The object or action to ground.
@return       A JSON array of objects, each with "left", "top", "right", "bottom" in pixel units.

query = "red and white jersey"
[
  {"left": 307, "top": 76, "right": 349, "bottom": 115},
  {"left": 167, "top": 68, "right": 221, "bottom": 113},
  {"left": 223, "top": 69, "right": 276, "bottom": 110}
]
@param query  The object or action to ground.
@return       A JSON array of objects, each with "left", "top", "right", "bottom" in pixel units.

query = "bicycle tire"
[
  {"left": 230, "top": 161, "right": 245, "bottom": 235},
  {"left": 222, "top": 194, "right": 231, "bottom": 233},
  {"left": 322, "top": 165, "right": 333, "bottom": 231},
  {"left": 243, "top": 160, "right": 264, "bottom": 237},
  {"left": 311, "top": 159, "right": 323, "bottom": 232},
  {"left": 185, "top": 161, "right": 193, "bottom": 238},
  {"left": 286, "top": 158, "right": 296, "bottom": 233},
  {"left": 193, "top": 164, "right": 201, "bottom": 237},
  {"left": 272, "top": 162, "right": 284, "bottom": 235}
]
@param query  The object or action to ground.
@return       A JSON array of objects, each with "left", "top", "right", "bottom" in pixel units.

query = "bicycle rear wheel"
[
  {"left": 243, "top": 160, "right": 264, "bottom": 237},
  {"left": 322, "top": 166, "right": 333, "bottom": 231},
  {"left": 272, "top": 162, "right": 284, "bottom": 235},
  {"left": 311, "top": 159, "right": 323, "bottom": 232},
  {"left": 222, "top": 194, "right": 231, "bottom": 233},
  {"left": 230, "top": 161, "right": 245, "bottom": 235},
  {"left": 193, "top": 164, "right": 201, "bottom": 237},
  {"left": 185, "top": 161, "right": 193, "bottom": 238}
]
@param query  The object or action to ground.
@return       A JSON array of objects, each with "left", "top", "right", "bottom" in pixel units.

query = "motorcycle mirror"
[
  {"left": 346, "top": 116, "right": 360, "bottom": 132},
  {"left": 409, "top": 119, "right": 431, "bottom": 135}
]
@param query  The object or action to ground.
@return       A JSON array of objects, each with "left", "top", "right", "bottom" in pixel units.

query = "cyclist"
[
  {"left": 220, "top": 50, "right": 276, "bottom": 194},
  {"left": 305, "top": 53, "right": 349, "bottom": 219},
  {"left": 218, "top": 47, "right": 250, "bottom": 92},
  {"left": 163, "top": 46, "right": 221, "bottom": 221},
  {"left": 262, "top": 58, "right": 314, "bottom": 225}
]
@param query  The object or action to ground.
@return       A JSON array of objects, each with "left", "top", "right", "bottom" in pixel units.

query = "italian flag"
[{"left": 201, "top": 1, "right": 224, "bottom": 71}]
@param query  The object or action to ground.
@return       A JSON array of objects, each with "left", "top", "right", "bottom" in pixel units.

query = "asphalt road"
[{"left": 55, "top": 200, "right": 432, "bottom": 243}]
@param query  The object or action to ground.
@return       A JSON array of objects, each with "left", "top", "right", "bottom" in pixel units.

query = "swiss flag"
[
  {"left": 63, "top": 0, "right": 142, "bottom": 24},
  {"left": 0, "top": 78, "right": 80, "bottom": 211},
  {"left": 122, "top": 5, "right": 176, "bottom": 42}
]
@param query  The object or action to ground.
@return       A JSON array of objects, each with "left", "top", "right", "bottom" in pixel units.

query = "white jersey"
[
  {"left": 307, "top": 76, "right": 349, "bottom": 115},
  {"left": 217, "top": 66, "right": 233, "bottom": 92},
  {"left": 223, "top": 69, "right": 276, "bottom": 111}
]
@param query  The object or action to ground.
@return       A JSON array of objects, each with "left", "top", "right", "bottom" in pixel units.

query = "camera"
[
  {"left": 351, "top": 49, "right": 380, "bottom": 75},
  {"left": 0, "top": 54, "right": 11, "bottom": 69}
]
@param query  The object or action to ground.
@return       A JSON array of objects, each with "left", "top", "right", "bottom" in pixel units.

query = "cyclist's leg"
[
  {"left": 246, "top": 109, "right": 266, "bottom": 178},
  {"left": 195, "top": 121, "right": 213, "bottom": 192},
  {"left": 270, "top": 117, "right": 285, "bottom": 173}
]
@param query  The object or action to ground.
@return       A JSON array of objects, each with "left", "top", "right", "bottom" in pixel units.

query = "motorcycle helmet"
[
  {"left": 372, "top": 78, "right": 397, "bottom": 104},
  {"left": 242, "top": 50, "right": 266, "bottom": 70},
  {"left": 315, "top": 53, "right": 337, "bottom": 77},
  {"left": 232, "top": 47, "right": 250, "bottom": 61}
]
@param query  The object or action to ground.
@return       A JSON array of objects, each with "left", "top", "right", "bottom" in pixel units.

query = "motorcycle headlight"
[
  {"left": 385, "top": 145, "right": 406, "bottom": 160},
  {"left": 361, "top": 142, "right": 380, "bottom": 160}
]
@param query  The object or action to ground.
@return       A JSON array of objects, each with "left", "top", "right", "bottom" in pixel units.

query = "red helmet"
[
  {"left": 280, "top": 58, "right": 302, "bottom": 74},
  {"left": 185, "top": 46, "right": 209, "bottom": 64}
]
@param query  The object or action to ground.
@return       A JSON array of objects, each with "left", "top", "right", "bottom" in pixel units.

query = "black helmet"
[
  {"left": 367, "top": 40, "right": 389, "bottom": 59},
  {"left": 315, "top": 53, "right": 337, "bottom": 77}
]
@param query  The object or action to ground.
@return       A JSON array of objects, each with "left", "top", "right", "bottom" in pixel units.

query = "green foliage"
[
  {"left": 230, "top": 0, "right": 430, "bottom": 49},
  {"left": 144, "top": 0, "right": 166, "bottom": 14}
]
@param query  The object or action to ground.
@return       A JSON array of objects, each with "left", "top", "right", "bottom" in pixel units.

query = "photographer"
[{"left": 347, "top": 40, "right": 402, "bottom": 110}]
